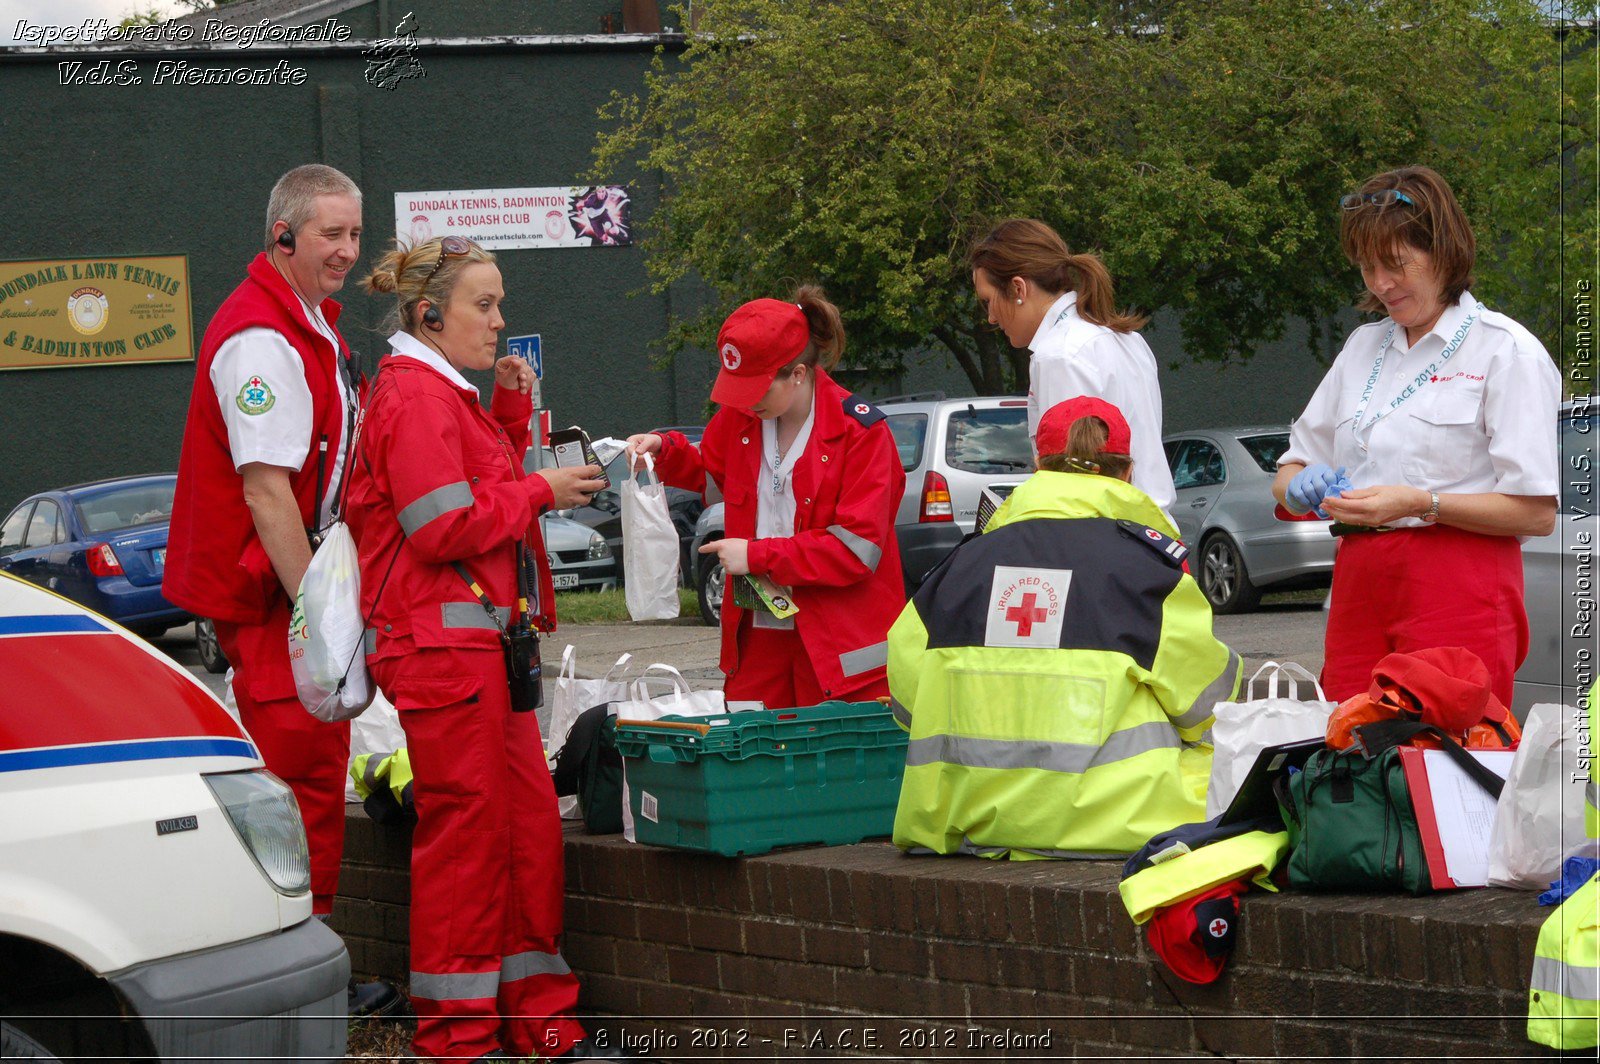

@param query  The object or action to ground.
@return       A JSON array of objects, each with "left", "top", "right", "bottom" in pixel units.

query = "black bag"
[{"left": 549, "top": 703, "right": 624, "bottom": 834}]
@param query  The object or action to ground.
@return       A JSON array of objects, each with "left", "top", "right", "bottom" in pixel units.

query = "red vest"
[{"left": 164, "top": 254, "right": 351, "bottom": 625}]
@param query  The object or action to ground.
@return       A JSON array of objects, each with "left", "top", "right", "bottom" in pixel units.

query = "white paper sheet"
[{"left": 1421, "top": 749, "right": 1515, "bottom": 888}]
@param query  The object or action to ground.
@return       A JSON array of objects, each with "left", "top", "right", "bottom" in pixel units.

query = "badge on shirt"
[
  {"left": 235, "top": 375, "right": 276, "bottom": 416},
  {"left": 984, "top": 565, "right": 1072, "bottom": 648}
]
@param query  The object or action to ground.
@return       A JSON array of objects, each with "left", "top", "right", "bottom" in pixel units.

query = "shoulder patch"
[
  {"left": 1116, "top": 519, "right": 1188, "bottom": 567},
  {"left": 235, "top": 375, "right": 276, "bottom": 416},
  {"left": 842, "top": 394, "right": 885, "bottom": 428}
]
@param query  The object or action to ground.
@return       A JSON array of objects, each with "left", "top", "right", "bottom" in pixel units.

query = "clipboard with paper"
[{"left": 1399, "top": 745, "right": 1514, "bottom": 890}]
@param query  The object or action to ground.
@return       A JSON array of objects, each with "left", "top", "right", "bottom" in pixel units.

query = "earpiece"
[
  {"left": 422, "top": 304, "right": 443, "bottom": 331},
  {"left": 275, "top": 226, "right": 295, "bottom": 252}
]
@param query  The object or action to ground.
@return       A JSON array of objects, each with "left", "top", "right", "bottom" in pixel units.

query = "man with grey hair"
[{"left": 166, "top": 164, "right": 400, "bottom": 1018}]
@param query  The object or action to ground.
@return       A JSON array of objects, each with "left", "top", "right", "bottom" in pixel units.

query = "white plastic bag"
[
  {"left": 1487, "top": 702, "right": 1590, "bottom": 889},
  {"left": 288, "top": 522, "right": 373, "bottom": 722},
  {"left": 548, "top": 647, "right": 638, "bottom": 819},
  {"left": 620, "top": 453, "right": 681, "bottom": 621},
  {"left": 613, "top": 664, "right": 729, "bottom": 841},
  {"left": 1205, "top": 661, "right": 1336, "bottom": 819},
  {"left": 346, "top": 688, "right": 405, "bottom": 802}
]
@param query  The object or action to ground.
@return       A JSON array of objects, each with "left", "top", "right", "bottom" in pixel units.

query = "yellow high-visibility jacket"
[
  {"left": 1528, "top": 869, "right": 1600, "bottom": 1050},
  {"left": 888, "top": 471, "right": 1240, "bottom": 858}
]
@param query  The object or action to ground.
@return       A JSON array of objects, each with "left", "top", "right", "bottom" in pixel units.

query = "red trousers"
[
  {"left": 371, "top": 646, "right": 584, "bottom": 1062},
  {"left": 725, "top": 621, "right": 889, "bottom": 708},
  {"left": 1321, "top": 525, "right": 1527, "bottom": 707},
  {"left": 216, "top": 605, "right": 349, "bottom": 915}
]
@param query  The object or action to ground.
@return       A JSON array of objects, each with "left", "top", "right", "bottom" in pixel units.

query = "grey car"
[
  {"left": 541, "top": 513, "right": 617, "bottom": 593},
  {"left": 1515, "top": 401, "right": 1597, "bottom": 714},
  {"left": 1163, "top": 427, "right": 1337, "bottom": 613}
]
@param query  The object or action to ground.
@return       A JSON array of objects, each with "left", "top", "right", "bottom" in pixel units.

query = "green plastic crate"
[{"left": 614, "top": 701, "right": 909, "bottom": 857}]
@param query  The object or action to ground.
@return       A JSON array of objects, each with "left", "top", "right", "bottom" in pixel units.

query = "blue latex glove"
[
  {"left": 1287, "top": 464, "right": 1346, "bottom": 518},
  {"left": 1539, "top": 856, "right": 1600, "bottom": 906}
]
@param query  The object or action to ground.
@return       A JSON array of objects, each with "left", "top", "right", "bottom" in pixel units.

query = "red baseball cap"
[
  {"left": 710, "top": 298, "right": 811, "bottom": 408},
  {"left": 1036, "top": 395, "right": 1132, "bottom": 459},
  {"left": 1145, "top": 879, "right": 1249, "bottom": 984}
]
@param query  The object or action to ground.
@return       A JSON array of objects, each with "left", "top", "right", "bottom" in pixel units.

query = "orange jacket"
[
  {"left": 654, "top": 370, "right": 906, "bottom": 696},
  {"left": 347, "top": 356, "right": 555, "bottom": 661}
]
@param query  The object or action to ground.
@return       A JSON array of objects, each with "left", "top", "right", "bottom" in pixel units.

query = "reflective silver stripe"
[
  {"left": 363, "top": 628, "right": 378, "bottom": 656},
  {"left": 441, "top": 602, "right": 510, "bottom": 630},
  {"left": 397, "top": 481, "right": 473, "bottom": 537},
  {"left": 1173, "top": 651, "right": 1242, "bottom": 730},
  {"left": 905, "top": 720, "right": 1181, "bottom": 774},
  {"left": 890, "top": 697, "right": 912, "bottom": 728},
  {"left": 839, "top": 641, "right": 888, "bottom": 677},
  {"left": 1531, "top": 955, "right": 1600, "bottom": 1001},
  {"left": 501, "top": 949, "right": 572, "bottom": 983},
  {"left": 827, "top": 524, "right": 882, "bottom": 571},
  {"left": 409, "top": 969, "right": 500, "bottom": 1001}
]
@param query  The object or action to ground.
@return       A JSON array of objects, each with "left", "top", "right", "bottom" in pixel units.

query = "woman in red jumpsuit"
[
  {"left": 627, "top": 288, "right": 907, "bottom": 707},
  {"left": 347, "top": 237, "right": 616, "bottom": 1063}
]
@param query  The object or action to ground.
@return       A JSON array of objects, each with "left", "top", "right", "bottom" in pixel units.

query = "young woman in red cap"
[{"left": 626, "top": 286, "right": 906, "bottom": 707}]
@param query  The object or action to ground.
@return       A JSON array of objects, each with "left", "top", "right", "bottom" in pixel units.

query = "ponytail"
[
  {"left": 970, "top": 218, "right": 1146, "bottom": 333},
  {"left": 786, "top": 283, "right": 845, "bottom": 372}
]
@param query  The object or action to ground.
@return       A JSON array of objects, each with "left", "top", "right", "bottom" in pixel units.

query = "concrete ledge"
[{"left": 334, "top": 808, "right": 1557, "bottom": 1059}]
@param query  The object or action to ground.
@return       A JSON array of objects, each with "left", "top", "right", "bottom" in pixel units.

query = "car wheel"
[
  {"left": 195, "top": 617, "right": 230, "bottom": 674},
  {"left": 697, "top": 553, "right": 725, "bottom": 628},
  {"left": 0, "top": 1022, "right": 61, "bottom": 1061},
  {"left": 1198, "top": 532, "right": 1261, "bottom": 614}
]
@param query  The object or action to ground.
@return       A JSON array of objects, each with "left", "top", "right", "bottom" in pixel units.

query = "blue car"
[{"left": 0, "top": 474, "right": 188, "bottom": 638}]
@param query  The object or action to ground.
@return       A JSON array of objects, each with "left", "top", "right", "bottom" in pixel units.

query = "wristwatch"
[{"left": 1420, "top": 491, "right": 1440, "bottom": 524}]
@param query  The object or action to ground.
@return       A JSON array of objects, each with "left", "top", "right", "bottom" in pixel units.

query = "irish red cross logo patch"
[{"left": 985, "top": 566, "right": 1072, "bottom": 648}]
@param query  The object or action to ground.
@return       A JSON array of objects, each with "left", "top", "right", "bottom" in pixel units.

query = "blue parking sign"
[{"left": 505, "top": 333, "right": 542, "bottom": 378}]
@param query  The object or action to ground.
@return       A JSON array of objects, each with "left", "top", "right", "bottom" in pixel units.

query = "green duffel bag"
[
  {"left": 1280, "top": 720, "right": 1505, "bottom": 896},
  {"left": 549, "top": 702, "right": 625, "bottom": 835}
]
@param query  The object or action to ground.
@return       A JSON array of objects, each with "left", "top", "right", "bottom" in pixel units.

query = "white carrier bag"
[
  {"left": 289, "top": 520, "right": 374, "bottom": 722},
  {"left": 1205, "top": 661, "right": 1336, "bottom": 819},
  {"left": 1487, "top": 702, "right": 1591, "bottom": 889},
  {"left": 548, "top": 647, "right": 639, "bottom": 819},
  {"left": 620, "top": 452, "right": 681, "bottom": 621},
  {"left": 612, "top": 664, "right": 728, "bottom": 841}
]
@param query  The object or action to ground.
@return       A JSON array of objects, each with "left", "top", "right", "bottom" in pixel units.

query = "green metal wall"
[{"left": 0, "top": 36, "right": 715, "bottom": 512}]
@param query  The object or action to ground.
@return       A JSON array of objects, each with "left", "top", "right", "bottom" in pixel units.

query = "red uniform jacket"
[
  {"left": 345, "top": 356, "right": 555, "bottom": 662},
  {"left": 655, "top": 370, "right": 906, "bottom": 697},
  {"left": 165, "top": 253, "right": 352, "bottom": 625}
]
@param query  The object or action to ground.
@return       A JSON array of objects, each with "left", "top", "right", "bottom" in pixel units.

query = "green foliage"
[{"left": 591, "top": 0, "right": 1593, "bottom": 392}]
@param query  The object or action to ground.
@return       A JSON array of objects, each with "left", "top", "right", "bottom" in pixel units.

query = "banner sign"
[
  {"left": 0, "top": 255, "right": 193, "bottom": 372},
  {"left": 395, "top": 186, "right": 632, "bottom": 251}
]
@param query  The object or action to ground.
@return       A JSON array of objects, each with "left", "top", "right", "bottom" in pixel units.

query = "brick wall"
[{"left": 335, "top": 809, "right": 1558, "bottom": 1060}]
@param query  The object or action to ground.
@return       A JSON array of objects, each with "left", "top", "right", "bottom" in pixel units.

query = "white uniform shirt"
[
  {"left": 385, "top": 329, "right": 479, "bottom": 396},
  {"left": 752, "top": 399, "right": 816, "bottom": 630},
  {"left": 1026, "top": 291, "right": 1176, "bottom": 512},
  {"left": 1281, "top": 291, "right": 1561, "bottom": 528},
  {"left": 211, "top": 296, "right": 355, "bottom": 529}
]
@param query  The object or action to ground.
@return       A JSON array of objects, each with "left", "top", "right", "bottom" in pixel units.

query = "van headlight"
[
  {"left": 587, "top": 532, "right": 611, "bottom": 560},
  {"left": 204, "top": 769, "right": 311, "bottom": 895}
]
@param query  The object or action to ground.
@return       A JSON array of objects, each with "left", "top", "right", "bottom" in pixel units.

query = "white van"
[{"left": 0, "top": 571, "right": 348, "bottom": 1061}]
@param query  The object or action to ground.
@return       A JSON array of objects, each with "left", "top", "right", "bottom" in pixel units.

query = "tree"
[{"left": 590, "top": 0, "right": 1592, "bottom": 392}]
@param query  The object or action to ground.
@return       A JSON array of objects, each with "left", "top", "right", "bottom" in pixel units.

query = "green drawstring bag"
[
  {"left": 550, "top": 702, "right": 625, "bottom": 835},
  {"left": 1280, "top": 721, "right": 1504, "bottom": 896}
]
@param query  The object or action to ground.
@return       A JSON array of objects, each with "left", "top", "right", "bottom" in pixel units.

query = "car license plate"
[
  {"left": 153, "top": 548, "right": 166, "bottom": 567},
  {"left": 552, "top": 573, "right": 579, "bottom": 590}
]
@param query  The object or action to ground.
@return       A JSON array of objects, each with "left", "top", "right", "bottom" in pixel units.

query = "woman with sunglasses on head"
[
  {"left": 347, "top": 236, "right": 619, "bottom": 1063},
  {"left": 625, "top": 286, "right": 906, "bottom": 708},
  {"left": 969, "top": 218, "right": 1176, "bottom": 515},
  {"left": 1274, "top": 165, "right": 1560, "bottom": 706}
]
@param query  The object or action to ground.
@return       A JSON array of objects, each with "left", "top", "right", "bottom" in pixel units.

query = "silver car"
[
  {"left": 1163, "top": 426, "right": 1337, "bottom": 613},
  {"left": 1515, "top": 401, "right": 1597, "bottom": 714},
  {"left": 540, "top": 514, "right": 616, "bottom": 593}
]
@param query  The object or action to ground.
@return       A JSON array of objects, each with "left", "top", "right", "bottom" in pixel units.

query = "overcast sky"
[{"left": 2, "top": 0, "right": 190, "bottom": 44}]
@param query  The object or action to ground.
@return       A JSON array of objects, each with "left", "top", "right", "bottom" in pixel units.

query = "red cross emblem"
[
  {"left": 1005, "top": 592, "right": 1049, "bottom": 637},
  {"left": 249, "top": 376, "right": 263, "bottom": 386},
  {"left": 1208, "top": 917, "right": 1229, "bottom": 938},
  {"left": 1430, "top": 375, "right": 1438, "bottom": 382},
  {"left": 855, "top": 403, "right": 870, "bottom": 415},
  {"left": 1145, "top": 528, "right": 1162, "bottom": 541}
]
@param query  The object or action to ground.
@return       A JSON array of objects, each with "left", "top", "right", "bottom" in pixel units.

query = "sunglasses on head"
[
  {"left": 1339, "top": 189, "right": 1415, "bottom": 211},
  {"left": 422, "top": 235, "right": 478, "bottom": 287}
]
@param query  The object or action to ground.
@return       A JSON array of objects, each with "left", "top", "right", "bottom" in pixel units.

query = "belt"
[{"left": 1330, "top": 522, "right": 1396, "bottom": 537}]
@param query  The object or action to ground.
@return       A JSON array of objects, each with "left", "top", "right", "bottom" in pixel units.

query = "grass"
[{"left": 553, "top": 586, "right": 700, "bottom": 625}]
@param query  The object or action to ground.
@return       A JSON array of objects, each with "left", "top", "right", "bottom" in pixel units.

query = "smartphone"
[{"left": 547, "top": 425, "right": 610, "bottom": 489}]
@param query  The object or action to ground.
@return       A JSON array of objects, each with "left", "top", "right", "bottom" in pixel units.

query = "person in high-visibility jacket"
[
  {"left": 889, "top": 396, "right": 1241, "bottom": 858},
  {"left": 1527, "top": 681, "right": 1600, "bottom": 1051},
  {"left": 346, "top": 237, "right": 614, "bottom": 1064}
]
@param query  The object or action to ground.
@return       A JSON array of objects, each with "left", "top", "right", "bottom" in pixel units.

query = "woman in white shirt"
[
  {"left": 1274, "top": 165, "right": 1560, "bottom": 706},
  {"left": 969, "top": 218, "right": 1175, "bottom": 513}
]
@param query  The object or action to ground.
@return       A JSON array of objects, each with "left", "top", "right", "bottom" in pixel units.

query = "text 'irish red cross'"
[{"left": 1005, "top": 593, "right": 1049, "bottom": 637}]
